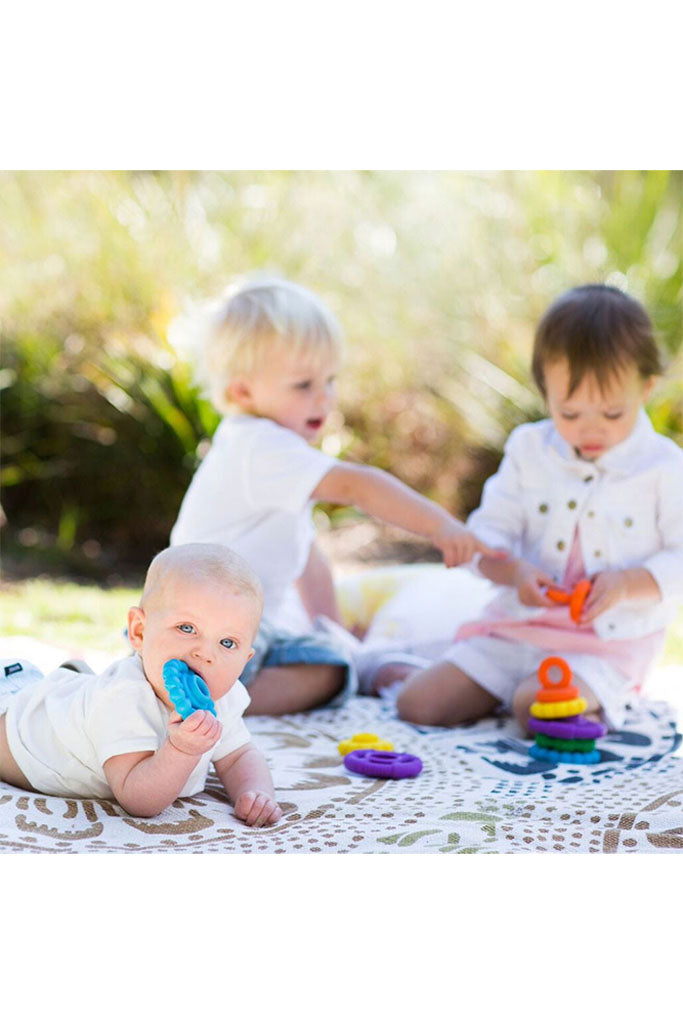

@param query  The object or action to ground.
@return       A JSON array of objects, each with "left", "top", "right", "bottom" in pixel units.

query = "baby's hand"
[
  {"left": 514, "top": 562, "right": 557, "bottom": 607},
  {"left": 167, "top": 709, "right": 222, "bottom": 757},
  {"left": 580, "top": 570, "right": 629, "bottom": 623},
  {"left": 435, "top": 522, "right": 508, "bottom": 568},
  {"left": 234, "top": 790, "right": 282, "bottom": 828}
]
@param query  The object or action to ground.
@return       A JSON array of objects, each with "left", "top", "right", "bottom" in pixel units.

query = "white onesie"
[{"left": 4, "top": 654, "right": 251, "bottom": 799}]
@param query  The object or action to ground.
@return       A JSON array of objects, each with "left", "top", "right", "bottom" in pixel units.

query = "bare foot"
[{"left": 368, "top": 663, "right": 417, "bottom": 697}]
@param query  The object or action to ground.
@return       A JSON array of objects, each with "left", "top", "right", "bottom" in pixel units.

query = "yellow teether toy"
[{"left": 338, "top": 732, "right": 394, "bottom": 756}]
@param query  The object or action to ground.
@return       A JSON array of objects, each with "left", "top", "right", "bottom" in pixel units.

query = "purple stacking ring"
[
  {"left": 527, "top": 714, "right": 606, "bottom": 740},
  {"left": 344, "top": 749, "right": 423, "bottom": 779}
]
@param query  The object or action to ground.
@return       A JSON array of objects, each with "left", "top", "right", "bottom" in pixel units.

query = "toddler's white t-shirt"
[
  {"left": 170, "top": 416, "right": 337, "bottom": 625},
  {"left": 5, "top": 654, "right": 251, "bottom": 800}
]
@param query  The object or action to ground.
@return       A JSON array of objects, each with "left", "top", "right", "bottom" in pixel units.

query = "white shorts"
[{"left": 441, "top": 635, "right": 633, "bottom": 729}]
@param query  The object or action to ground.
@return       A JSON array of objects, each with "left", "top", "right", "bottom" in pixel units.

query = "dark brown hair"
[{"left": 532, "top": 284, "right": 663, "bottom": 398}]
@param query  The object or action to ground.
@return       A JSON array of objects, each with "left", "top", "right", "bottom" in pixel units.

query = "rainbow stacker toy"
[{"left": 528, "top": 656, "right": 606, "bottom": 764}]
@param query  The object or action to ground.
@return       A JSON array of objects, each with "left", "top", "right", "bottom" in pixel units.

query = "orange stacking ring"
[
  {"left": 544, "top": 577, "right": 593, "bottom": 622},
  {"left": 538, "top": 656, "right": 572, "bottom": 688},
  {"left": 546, "top": 580, "right": 592, "bottom": 624},
  {"left": 535, "top": 656, "right": 579, "bottom": 703},
  {"left": 569, "top": 579, "right": 592, "bottom": 624},
  {"left": 546, "top": 586, "right": 570, "bottom": 605}
]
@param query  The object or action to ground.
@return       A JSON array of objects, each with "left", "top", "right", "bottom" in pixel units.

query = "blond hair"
[
  {"left": 169, "top": 275, "right": 343, "bottom": 415},
  {"left": 142, "top": 543, "right": 264, "bottom": 616}
]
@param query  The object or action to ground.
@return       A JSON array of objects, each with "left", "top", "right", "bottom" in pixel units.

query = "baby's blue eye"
[
  {"left": 178, "top": 624, "right": 195, "bottom": 634},
  {"left": 221, "top": 638, "right": 236, "bottom": 649}
]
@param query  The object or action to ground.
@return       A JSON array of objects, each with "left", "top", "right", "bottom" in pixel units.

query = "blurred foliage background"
[{"left": 1, "top": 170, "right": 681, "bottom": 584}]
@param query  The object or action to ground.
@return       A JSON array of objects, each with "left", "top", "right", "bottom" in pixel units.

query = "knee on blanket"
[
  {"left": 395, "top": 687, "right": 446, "bottom": 727},
  {"left": 511, "top": 678, "right": 537, "bottom": 736}
]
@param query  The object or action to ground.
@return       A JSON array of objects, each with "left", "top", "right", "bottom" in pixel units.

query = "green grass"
[
  {"left": 0, "top": 578, "right": 140, "bottom": 654},
  {"left": 2, "top": 576, "right": 683, "bottom": 666}
]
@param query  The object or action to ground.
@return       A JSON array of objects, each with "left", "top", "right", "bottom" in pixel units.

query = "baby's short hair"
[
  {"left": 532, "top": 284, "right": 663, "bottom": 398},
  {"left": 170, "top": 275, "right": 343, "bottom": 414},
  {"left": 142, "top": 543, "right": 264, "bottom": 617}
]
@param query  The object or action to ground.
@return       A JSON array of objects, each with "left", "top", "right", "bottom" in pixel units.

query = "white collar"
[{"left": 548, "top": 409, "right": 656, "bottom": 477}]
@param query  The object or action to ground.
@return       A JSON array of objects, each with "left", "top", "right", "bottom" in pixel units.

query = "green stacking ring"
[{"left": 534, "top": 733, "right": 596, "bottom": 753}]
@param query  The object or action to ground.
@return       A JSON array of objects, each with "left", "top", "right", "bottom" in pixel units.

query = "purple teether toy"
[
  {"left": 527, "top": 714, "right": 606, "bottom": 740},
  {"left": 344, "top": 749, "right": 423, "bottom": 779}
]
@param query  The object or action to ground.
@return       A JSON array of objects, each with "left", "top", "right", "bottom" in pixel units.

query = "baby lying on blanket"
[{"left": 0, "top": 543, "right": 281, "bottom": 827}]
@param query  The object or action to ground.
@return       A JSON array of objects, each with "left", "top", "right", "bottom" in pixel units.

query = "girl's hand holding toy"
[
  {"left": 512, "top": 560, "right": 558, "bottom": 608},
  {"left": 579, "top": 571, "right": 631, "bottom": 623},
  {"left": 545, "top": 578, "right": 592, "bottom": 623}
]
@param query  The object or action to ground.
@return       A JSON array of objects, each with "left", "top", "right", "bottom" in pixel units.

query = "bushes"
[{"left": 1, "top": 170, "right": 681, "bottom": 579}]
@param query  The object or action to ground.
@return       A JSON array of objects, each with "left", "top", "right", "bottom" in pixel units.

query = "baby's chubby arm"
[
  {"left": 103, "top": 709, "right": 221, "bottom": 817},
  {"left": 213, "top": 743, "right": 282, "bottom": 827},
  {"left": 312, "top": 464, "right": 507, "bottom": 567}
]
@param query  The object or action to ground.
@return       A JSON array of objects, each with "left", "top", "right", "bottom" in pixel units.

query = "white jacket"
[{"left": 467, "top": 410, "right": 683, "bottom": 641}]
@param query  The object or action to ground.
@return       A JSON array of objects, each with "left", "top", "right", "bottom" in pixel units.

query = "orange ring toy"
[
  {"left": 536, "top": 656, "right": 579, "bottom": 703},
  {"left": 545, "top": 586, "right": 570, "bottom": 605},
  {"left": 536, "top": 687, "right": 579, "bottom": 703},
  {"left": 538, "top": 656, "right": 572, "bottom": 688},
  {"left": 546, "top": 580, "right": 592, "bottom": 623},
  {"left": 569, "top": 579, "right": 592, "bottom": 624}
]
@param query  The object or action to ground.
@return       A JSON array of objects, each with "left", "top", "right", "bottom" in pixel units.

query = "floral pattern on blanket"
[{"left": 1, "top": 696, "right": 682, "bottom": 854}]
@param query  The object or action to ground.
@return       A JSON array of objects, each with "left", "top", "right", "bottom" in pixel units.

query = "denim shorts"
[{"left": 239, "top": 619, "right": 357, "bottom": 707}]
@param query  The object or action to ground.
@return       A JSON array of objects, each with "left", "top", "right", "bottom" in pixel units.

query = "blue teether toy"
[{"left": 162, "top": 659, "right": 216, "bottom": 719}]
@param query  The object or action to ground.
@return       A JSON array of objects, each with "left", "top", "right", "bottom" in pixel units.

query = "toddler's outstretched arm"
[
  {"left": 214, "top": 743, "right": 282, "bottom": 827},
  {"left": 103, "top": 709, "right": 221, "bottom": 817},
  {"left": 312, "top": 464, "right": 507, "bottom": 567}
]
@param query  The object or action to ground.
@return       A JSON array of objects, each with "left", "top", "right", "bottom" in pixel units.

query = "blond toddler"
[{"left": 170, "top": 275, "right": 502, "bottom": 714}]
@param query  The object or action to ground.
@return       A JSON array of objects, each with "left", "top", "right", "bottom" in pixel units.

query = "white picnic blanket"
[
  {"left": 2, "top": 562, "right": 682, "bottom": 854},
  {"left": 1, "top": 635, "right": 681, "bottom": 854}
]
